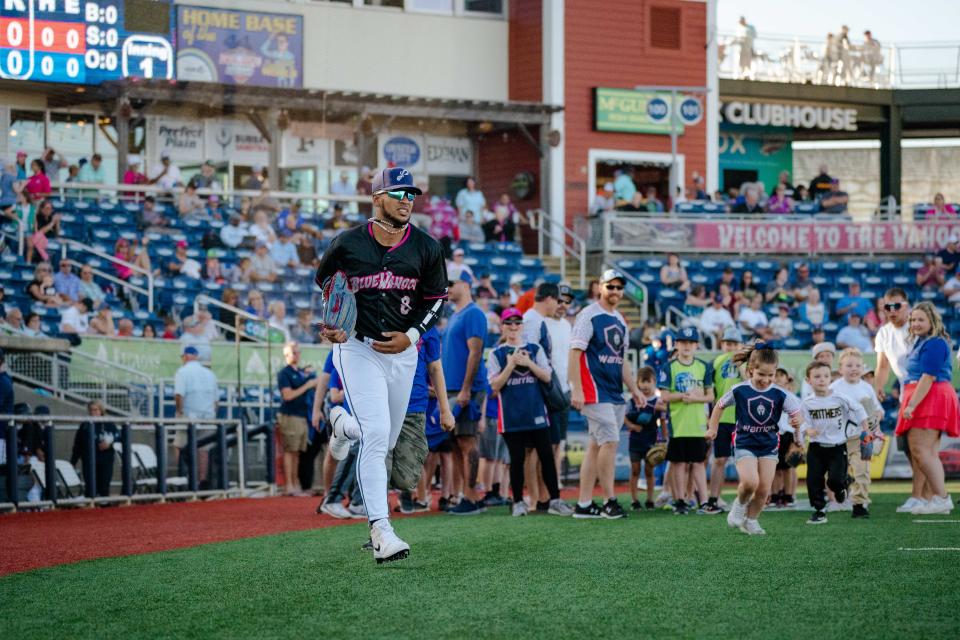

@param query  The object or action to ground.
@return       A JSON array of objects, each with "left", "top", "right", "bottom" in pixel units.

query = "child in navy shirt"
[{"left": 625, "top": 366, "right": 664, "bottom": 511}]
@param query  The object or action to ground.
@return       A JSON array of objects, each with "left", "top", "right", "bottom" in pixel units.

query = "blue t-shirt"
[
  {"left": 904, "top": 336, "right": 953, "bottom": 384},
  {"left": 626, "top": 396, "right": 659, "bottom": 451},
  {"left": 277, "top": 365, "right": 316, "bottom": 418},
  {"left": 408, "top": 327, "right": 441, "bottom": 413},
  {"left": 323, "top": 352, "right": 336, "bottom": 376},
  {"left": 442, "top": 302, "right": 488, "bottom": 392},
  {"left": 0, "top": 172, "right": 17, "bottom": 207},
  {"left": 328, "top": 367, "right": 352, "bottom": 415},
  {"left": 717, "top": 382, "right": 801, "bottom": 455},
  {"left": 485, "top": 383, "right": 499, "bottom": 420},
  {"left": 835, "top": 295, "right": 872, "bottom": 319},
  {"left": 489, "top": 343, "right": 549, "bottom": 433}
]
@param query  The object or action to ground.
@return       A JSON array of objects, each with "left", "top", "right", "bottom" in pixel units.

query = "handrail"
[
  {"left": 194, "top": 294, "right": 268, "bottom": 343},
  {"left": 60, "top": 238, "right": 154, "bottom": 313},
  {"left": 49, "top": 181, "right": 372, "bottom": 207},
  {"left": 529, "top": 208, "right": 586, "bottom": 289},
  {"left": 0, "top": 213, "right": 26, "bottom": 255}
]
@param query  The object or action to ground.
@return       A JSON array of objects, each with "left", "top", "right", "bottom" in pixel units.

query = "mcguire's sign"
[
  {"left": 593, "top": 88, "right": 685, "bottom": 135},
  {"left": 720, "top": 100, "right": 858, "bottom": 131}
]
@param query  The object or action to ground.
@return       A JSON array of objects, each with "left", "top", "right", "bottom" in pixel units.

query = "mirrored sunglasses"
[{"left": 385, "top": 190, "right": 416, "bottom": 202}]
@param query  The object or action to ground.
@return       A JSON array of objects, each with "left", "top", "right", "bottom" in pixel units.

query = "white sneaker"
[
  {"left": 320, "top": 501, "right": 352, "bottom": 519},
  {"left": 726, "top": 501, "right": 746, "bottom": 529},
  {"left": 547, "top": 499, "right": 574, "bottom": 516},
  {"left": 654, "top": 491, "right": 673, "bottom": 508},
  {"left": 638, "top": 478, "right": 648, "bottom": 490},
  {"left": 897, "top": 497, "right": 926, "bottom": 513},
  {"left": 512, "top": 501, "right": 529, "bottom": 517},
  {"left": 825, "top": 501, "right": 843, "bottom": 513},
  {"left": 739, "top": 518, "right": 766, "bottom": 536},
  {"left": 348, "top": 503, "right": 367, "bottom": 519},
  {"left": 837, "top": 498, "right": 853, "bottom": 512},
  {"left": 370, "top": 519, "right": 410, "bottom": 564},
  {"left": 912, "top": 494, "right": 954, "bottom": 515},
  {"left": 328, "top": 406, "right": 358, "bottom": 461}
]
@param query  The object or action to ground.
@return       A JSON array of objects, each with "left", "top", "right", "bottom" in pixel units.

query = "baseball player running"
[{"left": 316, "top": 167, "right": 448, "bottom": 565}]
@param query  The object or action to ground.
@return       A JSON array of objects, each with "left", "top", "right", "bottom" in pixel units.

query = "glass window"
[
  {"left": 363, "top": 0, "right": 404, "bottom": 8},
  {"left": 9, "top": 110, "right": 46, "bottom": 159},
  {"left": 408, "top": 0, "right": 453, "bottom": 13},
  {"left": 48, "top": 112, "right": 94, "bottom": 183},
  {"left": 463, "top": 0, "right": 503, "bottom": 15}
]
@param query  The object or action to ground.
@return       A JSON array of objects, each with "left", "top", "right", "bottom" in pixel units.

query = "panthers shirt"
[
  {"left": 315, "top": 222, "right": 448, "bottom": 342},
  {"left": 658, "top": 357, "right": 713, "bottom": 437},
  {"left": 571, "top": 302, "right": 628, "bottom": 405},
  {"left": 800, "top": 392, "right": 868, "bottom": 446}
]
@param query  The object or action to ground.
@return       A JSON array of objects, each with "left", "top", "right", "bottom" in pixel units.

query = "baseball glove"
[
  {"left": 785, "top": 441, "right": 806, "bottom": 468},
  {"left": 646, "top": 442, "right": 668, "bottom": 467},
  {"left": 317, "top": 271, "right": 357, "bottom": 336}
]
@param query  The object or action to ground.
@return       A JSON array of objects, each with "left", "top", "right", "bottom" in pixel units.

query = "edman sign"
[{"left": 720, "top": 101, "right": 858, "bottom": 132}]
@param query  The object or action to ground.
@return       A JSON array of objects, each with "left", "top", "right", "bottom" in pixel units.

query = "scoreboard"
[{"left": 0, "top": 0, "right": 174, "bottom": 84}]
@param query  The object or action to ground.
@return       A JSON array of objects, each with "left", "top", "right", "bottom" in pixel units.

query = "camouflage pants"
[{"left": 385, "top": 412, "right": 427, "bottom": 491}]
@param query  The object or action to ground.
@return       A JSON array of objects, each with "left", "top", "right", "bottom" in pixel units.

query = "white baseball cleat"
[
  {"left": 739, "top": 518, "right": 766, "bottom": 536},
  {"left": 320, "top": 501, "right": 352, "bottom": 519},
  {"left": 726, "top": 501, "right": 746, "bottom": 529},
  {"left": 370, "top": 519, "right": 410, "bottom": 565},
  {"left": 328, "top": 406, "right": 359, "bottom": 461}
]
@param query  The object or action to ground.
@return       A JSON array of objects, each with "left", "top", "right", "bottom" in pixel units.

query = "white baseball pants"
[{"left": 332, "top": 337, "right": 417, "bottom": 522}]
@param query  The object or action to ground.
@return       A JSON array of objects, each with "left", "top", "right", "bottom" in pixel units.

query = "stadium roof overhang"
[{"left": 719, "top": 79, "right": 960, "bottom": 202}]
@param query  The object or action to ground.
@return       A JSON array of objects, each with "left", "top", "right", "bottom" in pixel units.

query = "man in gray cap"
[{"left": 704, "top": 326, "right": 744, "bottom": 514}]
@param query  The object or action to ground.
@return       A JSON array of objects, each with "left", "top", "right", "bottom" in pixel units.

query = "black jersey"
[{"left": 315, "top": 222, "right": 448, "bottom": 341}]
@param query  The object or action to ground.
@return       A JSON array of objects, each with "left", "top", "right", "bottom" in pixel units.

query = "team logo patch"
[
  {"left": 720, "top": 359, "right": 740, "bottom": 380},
  {"left": 675, "top": 372, "right": 693, "bottom": 393},
  {"left": 603, "top": 325, "right": 624, "bottom": 355},
  {"left": 746, "top": 396, "right": 776, "bottom": 426}
]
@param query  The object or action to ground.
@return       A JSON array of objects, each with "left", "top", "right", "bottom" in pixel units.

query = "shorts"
[
  {"left": 448, "top": 390, "right": 487, "bottom": 437},
  {"left": 277, "top": 414, "right": 307, "bottom": 453},
  {"left": 429, "top": 438, "right": 453, "bottom": 454},
  {"left": 666, "top": 437, "right": 709, "bottom": 463},
  {"left": 547, "top": 392, "right": 571, "bottom": 444},
  {"left": 734, "top": 447, "right": 779, "bottom": 462},
  {"left": 628, "top": 428, "right": 657, "bottom": 463},
  {"left": 581, "top": 402, "right": 626, "bottom": 445},
  {"left": 776, "top": 431, "right": 795, "bottom": 470},
  {"left": 713, "top": 423, "right": 735, "bottom": 459},
  {"left": 385, "top": 412, "right": 427, "bottom": 491},
  {"left": 479, "top": 417, "right": 509, "bottom": 461}
]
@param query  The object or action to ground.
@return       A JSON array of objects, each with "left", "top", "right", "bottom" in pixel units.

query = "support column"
[
  {"left": 268, "top": 108, "right": 282, "bottom": 191},
  {"left": 542, "top": 0, "right": 565, "bottom": 256},
  {"left": 879, "top": 103, "right": 902, "bottom": 208},
  {"left": 115, "top": 97, "right": 130, "bottom": 184},
  {"left": 705, "top": 0, "right": 720, "bottom": 194}
]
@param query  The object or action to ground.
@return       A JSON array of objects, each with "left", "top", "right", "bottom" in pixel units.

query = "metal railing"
[
  {"left": 0, "top": 415, "right": 274, "bottom": 511},
  {"left": 193, "top": 294, "right": 270, "bottom": 343},
  {"left": 0, "top": 214, "right": 26, "bottom": 256},
  {"left": 719, "top": 31, "right": 960, "bottom": 89},
  {"left": 530, "top": 208, "right": 587, "bottom": 289},
  {"left": 6, "top": 349, "right": 157, "bottom": 417},
  {"left": 60, "top": 239, "right": 155, "bottom": 313}
]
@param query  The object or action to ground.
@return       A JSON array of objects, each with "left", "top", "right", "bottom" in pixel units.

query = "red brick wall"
[
  {"left": 477, "top": 129, "right": 541, "bottom": 252},
  {"left": 563, "top": 0, "right": 708, "bottom": 227},
  {"left": 509, "top": 0, "right": 542, "bottom": 102}
]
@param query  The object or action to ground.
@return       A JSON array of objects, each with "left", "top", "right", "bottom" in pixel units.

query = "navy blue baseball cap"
[
  {"left": 676, "top": 326, "right": 700, "bottom": 343},
  {"left": 371, "top": 167, "right": 422, "bottom": 195}
]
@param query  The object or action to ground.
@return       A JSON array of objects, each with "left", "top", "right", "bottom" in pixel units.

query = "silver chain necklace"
[{"left": 368, "top": 217, "right": 407, "bottom": 235}]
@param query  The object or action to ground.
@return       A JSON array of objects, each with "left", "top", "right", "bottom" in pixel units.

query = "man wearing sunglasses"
[
  {"left": 315, "top": 166, "right": 448, "bottom": 565},
  {"left": 569, "top": 270, "right": 643, "bottom": 519}
]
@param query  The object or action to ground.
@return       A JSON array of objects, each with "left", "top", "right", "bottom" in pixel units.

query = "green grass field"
[{"left": 2, "top": 488, "right": 959, "bottom": 639}]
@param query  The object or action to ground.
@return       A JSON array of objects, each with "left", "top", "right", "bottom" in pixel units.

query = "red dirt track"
[{"left": 0, "top": 496, "right": 361, "bottom": 576}]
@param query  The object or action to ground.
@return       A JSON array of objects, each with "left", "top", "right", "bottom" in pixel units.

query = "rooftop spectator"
[
  {"left": 791, "top": 262, "right": 814, "bottom": 302},
  {"left": 270, "top": 230, "right": 300, "bottom": 269},
  {"left": 764, "top": 266, "right": 794, "bottom": 305},
  {"left": 732, "top": 185, "right": 762, "bottom": 214},
  {"left": 592, "top": 182, "right": 616, "bottom": 215},
  {"left": 140, "top": 196, "right": 170, "bottom": 229},
  {"left": 246, "top": 290, "right": 268, "bottom": 319},
  {"left": 78, "top": 153, "right": 105, "bottom": 185},
  {"left": 808, "top": 164, "right": 833, "bottom": 200},
  {"left": 613, "top": 168, "right": 637, "bottom": 204},
  {"left": 483, "top": 205, "right": 515, "bottom": 243},
  {"left": 735, "top": 16, "right": 756, "bottom": 77},
  {"left": 220, "top": 212, "right": 250, "bottom": 249},
  {"left": 861, "top": 30, "right": 883, "bottom": 81},
  {"left": 250, "top": 240, "right": 279, "bottom": 283},
  {"left": 738, "top": 294, "right": 772, "bottom": 340},
  {"left": 26, "top": 198, "right": 60, "bottom": 263},
  {"left": 700, "top": 294, "right": 735, "bottom": 342},
  {"left": 59, "top": 297, "right": 92, "bottom": 335},
  {"left": 177, "top": 183, "right": 206, "bottom": 219},
  {"left": 835, "top": 281, "right": 872, "bottom": 320},
  {"left": 660, "top": 253, "right": 690, "bottom": 291},
  {"left": 250, "top": 210, "right": 278, "bottom": 247},
  {"left": 915, "top": 255, "right": 945, "bottom": 291},
  {"left": 53, "top": 259, "right": 82, "bottom": 303},
  {"left": 799, "top": 287, "right": 826, "bottom": 326},
  {"left": 117, "top": 318, "right": 134, "bottom": 338},
  {"left": 455, "top": 176, "right": 486, "bottom": 217},
  {"left": 836, "top": 313, "right": 873, "bottom": 352},
  {"left": 769, "top": 305, "right": 794, "bottom": 341},
  {"left": 459, "top": 210, "right": 484, "bottom": 243},
  {"left": 26, "top": 262, "right": 62, "bottom": 307},
  {"left": 148, "top": 151, "right": 182, "bottom": 191},
  {"left": 88, "top": 306, "right": 116, "bottom": 336},
  {"left": 268, "top": 300, "right": 292, "bottom": 343},
  {"left": 864, "top": 297, "right": 886, "bottom": 334},
  {"left": 931, "top": 193, "right": 956, "bottom": 217},
  {"left": 819, "top": 179, "right": 849, "bottom": 214},
  {"left": 937, "top": 234, "right": 960, "bottom": 276},
  {"left": 290, "top": 308, "right": 315, "bottom": 345},
  {"left": 765, "top": 183, "right": 794, "bottom": 214},
  {"left": 446, "top": 247, "right": 475, "bottom": 282},
  {"left": 179, "top": 316, "right": 212, "bottom": 363},
  {"left": 330, "top": 170, "right": 357, "bottom": 208}
]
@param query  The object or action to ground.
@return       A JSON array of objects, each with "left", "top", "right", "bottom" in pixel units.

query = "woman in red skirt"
[{"left": 896, "top": 302, "right": 959, "bottom": 515}]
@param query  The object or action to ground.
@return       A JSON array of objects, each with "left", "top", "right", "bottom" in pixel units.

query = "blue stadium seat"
[{"left": 795, "top": 202, "right": 820, "bottom": 214}]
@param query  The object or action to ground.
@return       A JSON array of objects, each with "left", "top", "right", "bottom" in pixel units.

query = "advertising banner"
[
  {"left": 378, "top": 133, "right": 425, "bottom": 173},
  {"left": 204, "top": 119, "right": 270, "bottom": 165},
  {"left": 424, "top": 136, "right": 473, "bottom": 175},
  {"left": 593, "top": 88, "right": 686, "bottom": 135},
  {"left": 176, "top": 5, "right": 303, "bottom": 88},
  {"left": 282, "top": 130, "right": 333, "bottom": 167},
  {"left": 606, "top": 217, "right": 960, "bottom": 255},
  {"left": 150, "top": 116, "right": 205, "bottom": 163}
]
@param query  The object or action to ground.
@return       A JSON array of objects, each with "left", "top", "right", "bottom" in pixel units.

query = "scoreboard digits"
[{"left": 0, "top": 0, "right": 173, "bottom": 84}]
